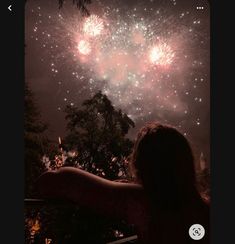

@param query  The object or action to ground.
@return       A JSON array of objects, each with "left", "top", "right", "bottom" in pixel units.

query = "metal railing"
[
  {"left": 25, "top": 199, "right": 138, "bottom": 244},
  {"left": 106, "top": 235, "right": 138, "bottom": 244}
]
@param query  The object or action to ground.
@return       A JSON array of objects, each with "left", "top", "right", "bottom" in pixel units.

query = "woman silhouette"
[{"left": 37, "top": 122, "right": 209, "bottom": 244}]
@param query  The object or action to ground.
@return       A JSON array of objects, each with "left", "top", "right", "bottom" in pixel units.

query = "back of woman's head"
[{"left": 130, "top": 122, "right": 197, "bottom": 210}]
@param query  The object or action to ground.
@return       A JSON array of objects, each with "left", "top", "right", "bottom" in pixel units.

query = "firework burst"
[
  {"left": 27, "top": 0, "right": 210, "bottom": 138},
  {"left": 83, "top": 15, "right": 104, "bottom": 37},
  {"left": 77, "top": 39, "right": 91, "bottom": 55},
  {"left": 149, "top": 42, "right": 175, "bottom": 65}
]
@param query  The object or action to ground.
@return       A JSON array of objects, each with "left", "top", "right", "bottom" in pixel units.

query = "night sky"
[{"left": 25, "top": 0, "right": 210, "bottom": 165}]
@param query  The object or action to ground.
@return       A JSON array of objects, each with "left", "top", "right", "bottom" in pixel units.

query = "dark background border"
[
  {"left": 1, "top": 1, "right": 24, "bottom": 243},
  {"left": 1, "top": 0, "right": 234, "bottom": 243},
  {"left": 211, "top": 1, "right": 235, "bottom": 244}
]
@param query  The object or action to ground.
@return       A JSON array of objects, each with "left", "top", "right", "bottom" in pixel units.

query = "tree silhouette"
[
  {"left": 64, "top": 91, "right": 135, "bottom": 180},
  {"left": 25, "top": 0, "right": 92, "bottom": 15},
  {"left": 25, "top": 91, "right": 136, "bottom": 243},
  {"left": 58, "top": 0, "right": 92, "bottom": 15},
  {"left": 25, "top": 82, "right": 48, "bottom": 197}
]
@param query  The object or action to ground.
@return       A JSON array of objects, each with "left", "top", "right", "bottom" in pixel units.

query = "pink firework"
[
  {"left": 77, "top": 40, "right": 91, "bottom": 55},
  {"left": 83, "top": 15, "right": 104, "bottom": 37},
  {"left": 149, "top": 42, "right": 175, "bottom": 65}
]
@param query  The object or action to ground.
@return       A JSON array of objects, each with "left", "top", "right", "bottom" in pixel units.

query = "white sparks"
[
  {"left": 77, "top": 40, "right": 91, "bottom": 55},
  {"left": 149, "top": 42, "right": 175, "bottom": 65},
  {"left": 83, "top": 15, "right": 104, "bottom": 37}
]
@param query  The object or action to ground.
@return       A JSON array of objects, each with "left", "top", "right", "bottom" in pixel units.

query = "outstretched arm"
[{"left": 37, "top": 167, "right": 143, "bottom": 219}]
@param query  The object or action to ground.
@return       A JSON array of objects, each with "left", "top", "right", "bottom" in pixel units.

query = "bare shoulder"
[
  {"left": 39, "top": 167, "right": 144, "bottom": 193},
  {"left": 37, "top": 167, "right": 146, "bottom": 220}
]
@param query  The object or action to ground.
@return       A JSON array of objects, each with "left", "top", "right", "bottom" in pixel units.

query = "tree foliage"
[
  {"left": 58, "top": 0, "right": 92, "bottom": 15},
  {"left": 64, "top": 91, "right": 135, "bottom": 180},
  {"left": 25, "top": 83, "right": 48, "bottom": 197},
  {"left": 25, "top": 0, "right": 92, "bottom": 15},
  {"left": 25, "top": 91, "right": 136, "bottom": 243}
]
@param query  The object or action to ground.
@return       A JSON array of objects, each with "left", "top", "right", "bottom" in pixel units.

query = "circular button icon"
[{"left": 189, "top": 224, "right": 205, "bottom": 240}]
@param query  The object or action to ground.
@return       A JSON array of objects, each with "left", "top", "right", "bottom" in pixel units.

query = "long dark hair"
[{"left": 130, "top": 122, "right": 198, "bottom": 210}]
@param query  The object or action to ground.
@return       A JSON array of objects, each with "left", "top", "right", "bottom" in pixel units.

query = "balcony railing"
[{"left": 25, "top": 199, "right": 138, "bottom": 244}]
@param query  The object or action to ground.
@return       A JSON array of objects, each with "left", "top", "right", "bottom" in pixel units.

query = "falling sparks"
[{"left": 26, "top": 215, "right": 41, "bottom": 241}]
